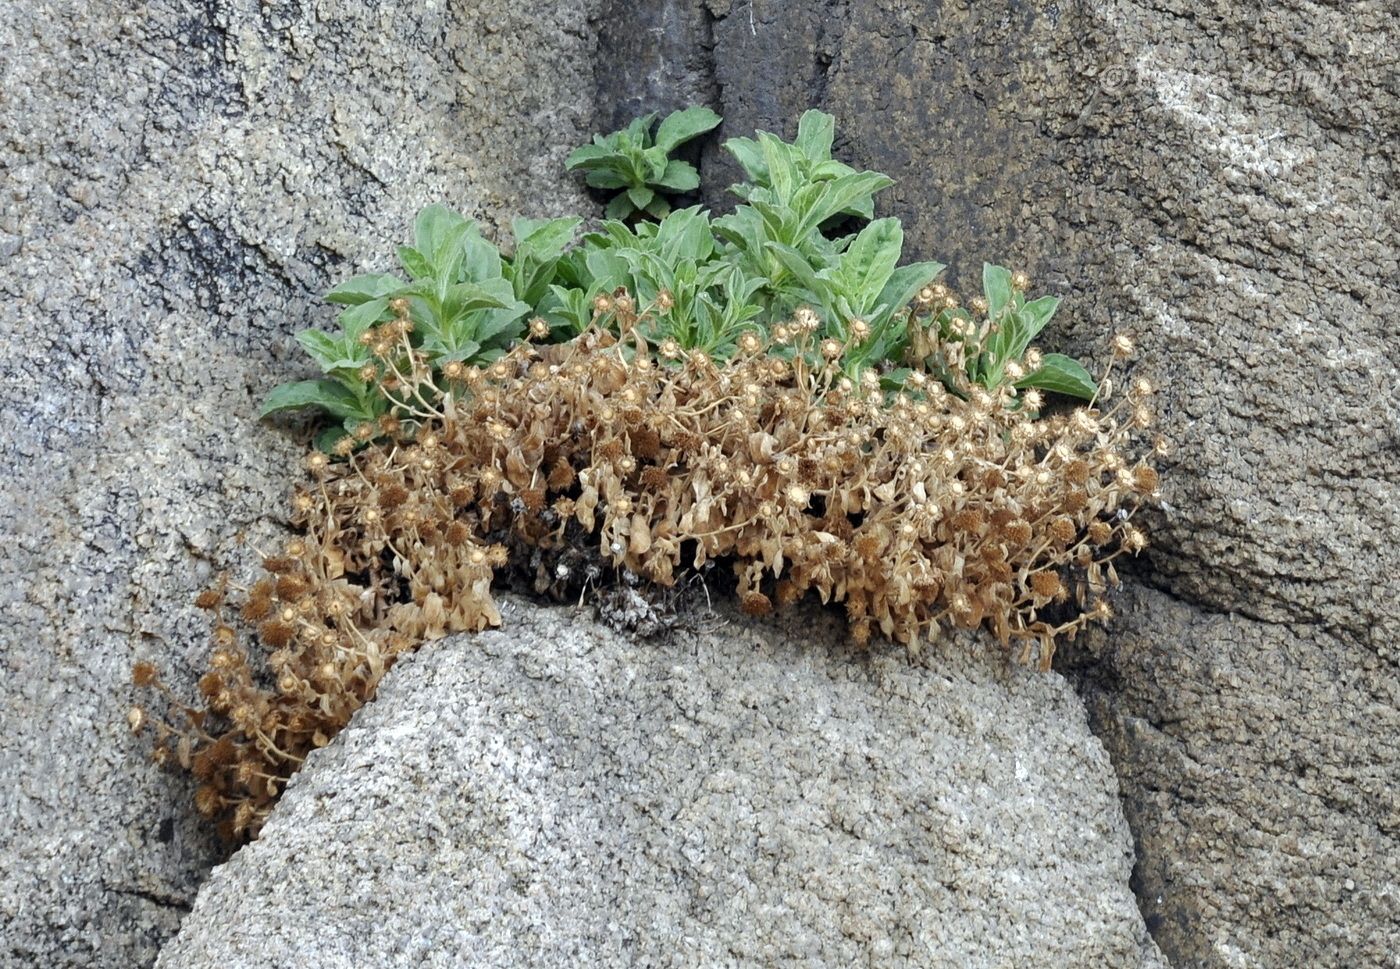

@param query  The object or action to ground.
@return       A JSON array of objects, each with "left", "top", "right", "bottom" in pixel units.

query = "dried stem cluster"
[{"left": 134, "top": 303, "right": 1158, "bottom": 839}]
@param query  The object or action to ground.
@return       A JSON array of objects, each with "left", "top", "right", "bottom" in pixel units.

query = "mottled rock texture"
[
  {"left": 9, "top": 0, "right": 1397, "bottom": 966},
  {"left": 592, "top": 0, "right": 1400, "bottom": 964},
  {"left": 0, "top": 3, "right": 597, "bottom": 966},
  {"left": 157, "top": 598, "right": 1165, "bottom": 969}
]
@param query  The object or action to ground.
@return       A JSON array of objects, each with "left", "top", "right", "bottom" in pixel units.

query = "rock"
[
  {"left": 682, "top": 0, "right": 1400, "bottom": 963},
  {"left": 157, "top": 597, "right": 1165, "bottom": 969},
  {"left": 0, "top": 2, "right": 598, "bottom": 966}
]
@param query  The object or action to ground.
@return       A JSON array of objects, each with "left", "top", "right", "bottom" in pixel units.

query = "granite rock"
[
  {"left": 0, "top": 2, "right": 598, "bottom": 966},
  {"left": 643, "top": 0, "right": 1400, "bottom": 963},
  {"left": 157, "top": 598, "right": 1165, "bottom": 969}
]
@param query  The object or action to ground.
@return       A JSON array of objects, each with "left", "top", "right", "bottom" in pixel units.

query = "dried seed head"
[
  {"left": 131, "top": 662, "right": 159, "bottom": 687},
  {"left": 1030, "top": 571, "right": 1062, "bottom": 598}
]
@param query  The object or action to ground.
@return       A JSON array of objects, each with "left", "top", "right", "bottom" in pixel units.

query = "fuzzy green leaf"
[
  {"left": 724, "top": 136, "right": 768, "bottom": 185},
  {"left": 564, "top": 144, "right": 616, "bottom": 171},
  {"left": 294, "top": 330, "right": 357, "bottom": 373},
  {"left": 983, "top": 264, "right": 1013, "bottom": 319},
  {"left": 604, "top": 193, "right": 636, "bottom": 221},
  {"left": 654, "top": 159, "right": 701, "bottom": 192},
  {"left": 324, "top": 273, "right": 402, "bottom": 306},
  {"left": 654, "top": 106, "right": 722, "bottom": 153},
  {"left": 396, "top": 246, "right": 434, "bottom": 280},
  {"left": 795, "top": 110, "right": 836, "bottom": 162},
  {"left": 414, "top": 205, "right": 473, "bottom": 276},
  {"left": 259, "top": 379, "right": 366, "bottom": 420},
  {"left": 1017, "top": 353, "right": 1097, "bottom": 399},
  {"left": 1017, "top": 296, "right": 1060, "bottom": 349},
  {"left": 337, "top": 298, "right": 393, "bottom": 341},
  {"left": 834, "top": 218, "right": 903, "bottom": 310}
]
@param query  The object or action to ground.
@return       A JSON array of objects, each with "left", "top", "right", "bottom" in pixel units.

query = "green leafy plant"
[
  {"left": 912, "top": 264, "right": 1098, "bottom": 406},
  {"left": 141, "top": 107, "right": 1157, "bottom": 840},
  {"left": 725, "top": 109, "right": 880, "bottom": 220},
  {"left": 565, "top": 106, "right": 722, "bottom": 219},
  {"left": 265, "top": 109, "right": 1098, "bottom": 442}
]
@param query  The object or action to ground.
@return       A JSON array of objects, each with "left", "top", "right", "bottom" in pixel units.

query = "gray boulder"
[
  {"left": 157, "top": 598, "right": 1165, "bottom": 969},
  {"left": 0, "top": 2, "right": 597, "bottom": 966},
  {"left": 626, "top": 0, "right": 1398, "bottom": 963}
]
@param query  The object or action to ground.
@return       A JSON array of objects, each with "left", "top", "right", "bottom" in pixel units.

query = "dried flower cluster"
[{"left": 133, "top": 294, "right": 1159, "bottom": 839}]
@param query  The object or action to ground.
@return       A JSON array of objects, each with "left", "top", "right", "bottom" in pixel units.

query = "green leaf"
[
  {"left": 627, "top": 185, "right": 656, "bottom": 210},
  {"left": 834, "top": 218, "right": 903, "bottom": 309},
  {"left": 584, "top": 248, "right": 630, "bottom": 292},
  {"left": 414, "top": 205, "right": 473, "bottom": 275},
  {"left": 792, "top": 171, "right": 894, "bottom": 239},
  {"left": 1017, "top": 353, "right": 1098, "bottom": 399},
  {"left": 324, "top": 273, "right": 402, "bottom": 306},
  {"left": 291, "top": 327, "right": 343, "bottom": 369},
  {"left": 654, "top": 106, "right": 722, "bottom": 153},
  {"left": 983, "top": 263, "right": 1013, "bottom": 319},
  {"left": 795, "top": 110, "right": 835, "bottom": 161},
  {"left": 259, "top": 379, "right": 367, "bottom": 420},
  {"left": 338, "top": 297, "right": 392, "bottom": 340},
  {"left": 396, "top": 246, "right": 434, "bottom": 280},
  {"left": 315, "top": 425, "right": 350, "bottom": 455},
  {"left": 512, "top": 216, "right": 580, "bottom": 259},
  {"left": 584, "top": 169, "right": 633, "bottom": 190},
  {"left": 877, "top": 261, "right": 944, "bottom": 320},
  {"left": 1017, "top": 295, "right": 1060, "bottom": 349},
  {"left": 605, "top": 193, "right": 636, "bottom": 221},
  {"left": 424, "top": 339, "right": 481, "bottom": 364},
  {"left": 623, "top": 112, "right": 658, "bottom": 145},
  {"left": 474, "top": 302, "right": 532, "bottom": 346},
  {"left": 294, "top": 330, "right": 353, "bottom": 373},
  {"left": 459, "top": 228, "right": 503, "bottom": 283},
  {"left": 654, "top": 159, "right": 700, "bottom": 192},
  {"left": 564, "top": 144, "right": 616, "bottom": 171},
  {"left": 760, "top": 133, "right": 798, "bottom": 202},
  {"left": 766, "top": 242, "right": 828, "bottom": 302},
  {"left": 441, "top": 280, "right": 514, "bottom": 318},
  {"left": 655, "top": 206, "right": 714, "bottom": 263},
  {"left": 723, "top": 136, "right": 768, "bottom": 185}
]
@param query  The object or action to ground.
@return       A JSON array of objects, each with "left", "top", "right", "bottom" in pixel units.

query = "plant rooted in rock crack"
[{"left": 131, "top": 109, "right": 1161, "bottom": 840}]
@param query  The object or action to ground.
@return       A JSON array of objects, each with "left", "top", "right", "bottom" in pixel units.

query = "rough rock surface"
[
  {"left": 157, "top": 597, "right": 1165, "bottom": 969},
  {"left": 598, "top": 0, "right": 1400, "bottom": 963},
  {"left": 0, "top": 3, "right": 597, "bottom": 967}
]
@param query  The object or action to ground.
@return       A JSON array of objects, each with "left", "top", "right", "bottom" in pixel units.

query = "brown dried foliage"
[{"left": 133, "top": 324, "right": 1158, "bottom": 839}]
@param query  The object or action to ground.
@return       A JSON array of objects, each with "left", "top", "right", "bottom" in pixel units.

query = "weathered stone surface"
[
  {"left": 1067, "top": 586, "right": 1399, "bottom": 967},
  {"left": 157, "top": 597, "right": 1165, "bottom": 969},
  {"left": 686, "top": 0, "right": 1400, "bottom": 964},
  {"left": 0, "top": 3, "right": 598, "bottom": 966}
]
